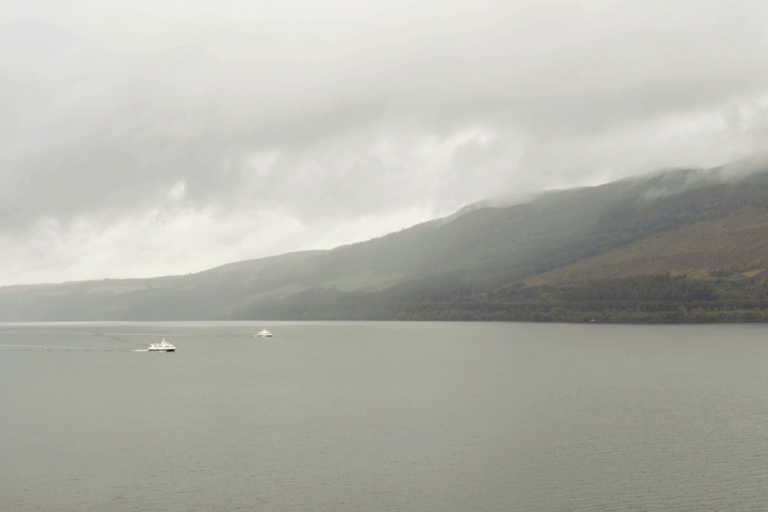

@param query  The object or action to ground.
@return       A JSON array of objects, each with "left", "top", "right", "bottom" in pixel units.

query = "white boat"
[
  {"left": 255, "top": 329, "right": 273, "bottom": 338},
  {"left": 148, "top": 338, "right": 176, "bottom": 352}
]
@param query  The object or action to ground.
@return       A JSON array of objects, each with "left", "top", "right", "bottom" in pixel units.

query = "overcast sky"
[{"left": 2, "top": 0, "right": 768, "bottom": 286}]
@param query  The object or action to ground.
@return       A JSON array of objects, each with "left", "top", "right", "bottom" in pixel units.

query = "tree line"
[{"left": 239, "top": 273, "right": 768, "bottom": 323}]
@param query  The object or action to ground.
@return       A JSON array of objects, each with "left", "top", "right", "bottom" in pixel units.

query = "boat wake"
[{"left": 0, "top": 344, "right": 139, "bottom": 352}]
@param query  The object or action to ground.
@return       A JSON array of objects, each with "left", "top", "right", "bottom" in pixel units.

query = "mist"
[{"left": 2, "top": 0, "right": 768, "bottom": 285}]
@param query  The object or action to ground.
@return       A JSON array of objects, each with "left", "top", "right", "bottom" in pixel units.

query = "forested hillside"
[
  {"left": 239, "top": 274, "right": 768, "bottom": 323},
  {"left": 2, "top": 159, "right": 768, "bottom": 322}
]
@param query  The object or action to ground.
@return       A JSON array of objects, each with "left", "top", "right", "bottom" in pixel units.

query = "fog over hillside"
[
  {"left": 2, "top": 1, "right": 768, "bottom": 286},
  {"left": 5, "top": 162, "right": 768, "bottom": 322}
]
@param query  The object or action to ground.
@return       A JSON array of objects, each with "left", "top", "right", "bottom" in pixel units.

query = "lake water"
[{"left": 2, "top": 321, "right": 768, "bottom": 511}]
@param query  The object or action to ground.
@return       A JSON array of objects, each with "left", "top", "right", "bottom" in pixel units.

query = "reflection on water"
[{"left": 2, "top": 321, "right": 768, "bottom": 511}]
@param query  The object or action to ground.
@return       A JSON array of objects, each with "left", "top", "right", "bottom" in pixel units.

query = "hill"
[{"left": 3, "top": 157, "right": 768, "bottom": 321}]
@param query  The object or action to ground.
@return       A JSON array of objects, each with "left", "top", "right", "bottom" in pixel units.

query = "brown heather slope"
[{"left": 526, "top": 209, "right": 768, "bottom": 285}]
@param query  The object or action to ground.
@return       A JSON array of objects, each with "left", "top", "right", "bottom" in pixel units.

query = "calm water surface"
[{"left": 2, "top": 321, "right": 768, "bottom": 511}]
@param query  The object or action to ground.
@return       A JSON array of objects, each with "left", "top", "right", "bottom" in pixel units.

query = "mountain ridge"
[{"left": 3, "top": 158, "right": 768, "bottom": 321}]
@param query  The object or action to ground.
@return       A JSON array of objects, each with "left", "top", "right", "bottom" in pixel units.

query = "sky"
[{"left": 2, "top": 0, "right": 768, "bottom": 286}]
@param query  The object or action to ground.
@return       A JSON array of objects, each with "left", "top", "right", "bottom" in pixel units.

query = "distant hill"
[{"left": 3, "top": 156, "right": 768, "bottom": 321}]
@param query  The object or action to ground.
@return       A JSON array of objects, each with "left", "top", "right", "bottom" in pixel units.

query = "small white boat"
[
  {"left": 148, "top": 338, "right": 176, "bottom": 352},
  {"left": 255, "top": 329, "right": 273, "bottom": 338}
]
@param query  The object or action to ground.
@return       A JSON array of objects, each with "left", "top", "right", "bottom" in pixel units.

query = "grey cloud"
[{"left": 2, "top": 1, "right": 768, "bottom": 242}]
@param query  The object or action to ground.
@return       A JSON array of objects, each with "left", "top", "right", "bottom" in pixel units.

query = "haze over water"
[{"left": 2, "top": 321, "right": 768, "bottom": 511}]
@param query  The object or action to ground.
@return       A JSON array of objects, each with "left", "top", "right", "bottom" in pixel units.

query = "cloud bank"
[{"left": 2, "top": 0, "right": 768, "bottom": 285}]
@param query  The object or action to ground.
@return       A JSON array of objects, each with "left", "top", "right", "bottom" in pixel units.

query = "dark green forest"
[{"left": 243, "top": 273, "right": 768, "bottom": 323}]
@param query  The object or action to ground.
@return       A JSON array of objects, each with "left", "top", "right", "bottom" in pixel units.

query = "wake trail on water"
[
  {"left": 0, "top": 344, "right": 141, "bottom": 352},
  {"left": 64, "top": 327, "right": 145, "bottom": 347}
]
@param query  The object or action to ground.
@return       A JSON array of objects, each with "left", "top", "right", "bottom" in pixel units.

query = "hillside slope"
[
  {"left": 528, "top": 210, "right": 768, "bottom": 285},
  {"left": 2, "top": 158, "right": 768, "bottom": 321}
]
